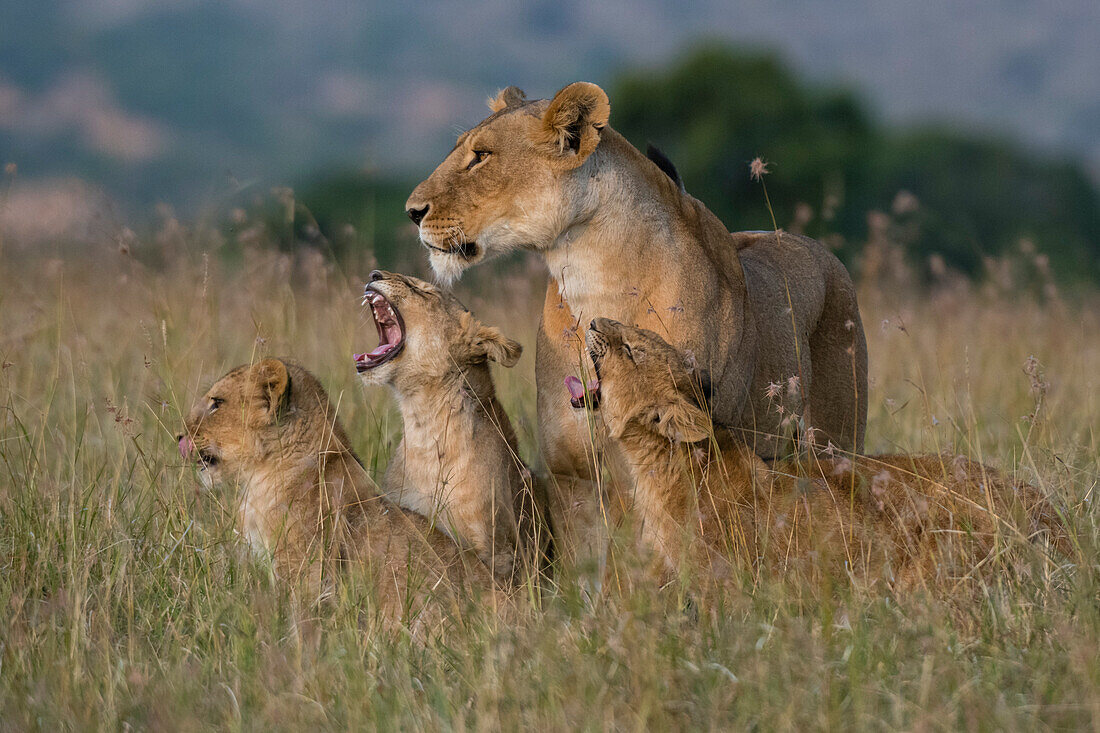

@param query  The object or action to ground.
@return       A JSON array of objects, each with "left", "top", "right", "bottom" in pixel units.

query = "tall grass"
[{"left": 1, "top": 214, "right": 1097, "bottom": 729}]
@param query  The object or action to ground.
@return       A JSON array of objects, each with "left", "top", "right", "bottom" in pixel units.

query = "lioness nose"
[{"left": 406, "top": 204, "right": 429, "bottom": 226}]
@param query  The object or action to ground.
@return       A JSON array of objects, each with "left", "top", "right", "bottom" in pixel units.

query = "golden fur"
[
  {"left": 406, "top": 82, "right": 869, "bottom": 571},
  {"left": 584, "top": 318, "right": 1065, "bottom": 595},
  {"left": 355, "top": 271, "right": 553, "bottom": 586},
  {"left": 180, "top": 358, "right": 494, "bottom": 621}
]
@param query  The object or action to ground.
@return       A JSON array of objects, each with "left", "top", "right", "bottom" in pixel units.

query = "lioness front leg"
[{"left": 535, "top": 322, "right": 618, "bottom": 586}]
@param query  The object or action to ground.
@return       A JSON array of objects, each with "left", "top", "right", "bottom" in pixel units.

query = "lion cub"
[
  {"left": 581, "top": 318, "right": 1064, "bottom": 594},
  {"left": 179, "top": 358, "right": 493, "bottom": 618},
  {"left": 355, "top": 270, "right": 552, "bottom": 586}
]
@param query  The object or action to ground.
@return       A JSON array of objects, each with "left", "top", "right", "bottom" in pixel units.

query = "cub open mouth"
[
  {"left": 355, "top": 285, "right": 406, "bottom": 372},
  {"left": 565, "top": 376, "right": 601, "bottom": 409},
  {"left": 180, "top": 434, "right": 219, "bottom": 469},
  {"left": 569, "top": 325, "right": 607, "bottom": 409}
]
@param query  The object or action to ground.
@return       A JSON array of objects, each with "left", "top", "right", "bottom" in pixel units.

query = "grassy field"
[{"left": 1, "top": 219, "right": 1098, "bottom": 730}]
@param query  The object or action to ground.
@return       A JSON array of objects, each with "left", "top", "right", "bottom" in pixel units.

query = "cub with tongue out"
[{"left": 356, "top": 270, "right": 554, "bottom": 587}]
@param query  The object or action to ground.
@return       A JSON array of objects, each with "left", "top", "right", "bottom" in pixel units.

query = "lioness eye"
[
  {"left": 467, "top": 150, "right": 490, "bottom": 170},
  {"left": 209, "top": 397, "right": 224, "bottom": 411}
]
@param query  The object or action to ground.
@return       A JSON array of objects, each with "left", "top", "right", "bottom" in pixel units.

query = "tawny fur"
[
  {"left": 405, "top": 82, "right": 869, "bottom": 572},
  {"left": 585, "top": 319, "right": 1066, "bottom": 596},
  {"left": 356, "top": 271, "right": 553, "bottom": 586},
  {"left": 181, "top": 359, "right": 494, "bottom": 624}
]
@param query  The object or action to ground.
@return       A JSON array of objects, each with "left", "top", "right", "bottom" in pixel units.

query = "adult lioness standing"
[{"left": 405, "top": 82, "right": 868, "bottom": 567}]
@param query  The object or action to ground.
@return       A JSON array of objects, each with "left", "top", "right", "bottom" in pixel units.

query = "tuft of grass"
[{"left": 0, "top": 219, "right": 1098, "bottom": 729}]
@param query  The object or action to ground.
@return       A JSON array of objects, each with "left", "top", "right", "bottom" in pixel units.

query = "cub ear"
[
  {"left": 487, "top": 85, "right": 527, "bottom": 112},
  {"left": 655, "top": 398, "right": 711, "bottom": 444},
  {"left": 459, "top": 312, "right": 523, "bottom": 367},
  {"left": 534, "top": 82, "right": 610, "bottom": 167},
  {"left": 250, "top": 358, "right": 290, "bottom": 422},
  {"left": 476, "top": 324, "right": 523, "bottom": 367}
]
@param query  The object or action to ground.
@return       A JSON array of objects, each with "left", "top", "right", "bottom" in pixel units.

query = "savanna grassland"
[{"left": 1, "top": 208, "right": 1098, "bottom": 730}]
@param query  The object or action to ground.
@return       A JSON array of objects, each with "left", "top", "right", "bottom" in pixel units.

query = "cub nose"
[
  {"left": 406, "top": 204, "right": 429, "bottom": 226},
  {"left": 369, "top": 270, "right": 385, "bottom": 282},
  {"left": 590, "top": 317, "right": 616, "bottom": 332}
]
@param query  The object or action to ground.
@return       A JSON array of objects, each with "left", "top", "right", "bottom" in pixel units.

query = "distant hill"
[
  {"left": 1, "top": 0, "right": 1099, "bottom": 213},
  {"left": 288, "top": 48, "right": 1100, "bottom": 284},
  {"left": 609, "top": 47, "right": 1100, "bottom": 282}
]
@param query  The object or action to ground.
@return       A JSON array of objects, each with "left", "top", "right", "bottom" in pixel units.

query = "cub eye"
[
  {"left": 622, "top": 343, "right": 634, "bottom": 360},
  {"left": 209, "top": 397, "right": 224, "bottom": 412},
  {"left": 467, "top": 150, "right": 490, "bottom": 170}
]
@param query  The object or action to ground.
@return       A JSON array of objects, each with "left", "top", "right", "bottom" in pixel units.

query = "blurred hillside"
[
  {"left": 2, "top": 0, "right": 1100, "bottom": 208},
  {"left": 285, "top": 47, "right": 1100, "bottom": 283},
  {"left": 2, "top": 2, "right": 1099, "bottom": 282},
  {"left": 610, "top": 47, "right": 1100, "bottom": 282}
]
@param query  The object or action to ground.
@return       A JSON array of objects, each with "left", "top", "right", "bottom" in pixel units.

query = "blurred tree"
[
  {"left": 864, "top": 129, "right": 1100, "bottom": 280},
  {"left": 248, "top": 173, "right": 419, "bottom": 265},
  {"left": 296, "top": 173, "right": 418, "bottom": 264},
  {"left": 611, "top": 44, "right": 1100, "bottom": 283},
  {"left": 290, "top": 44, "right": 1100, "bottom": 283}
]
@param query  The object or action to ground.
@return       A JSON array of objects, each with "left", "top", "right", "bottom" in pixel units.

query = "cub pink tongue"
[
  {"left": 565, "top": 376, "right": 602, "bottom": 409},
  {"left": 564, "top": 376, "right": 585, "bottom": 401},
  {"left": 368, "top": 343, "right": 394, "bottom": 359}
]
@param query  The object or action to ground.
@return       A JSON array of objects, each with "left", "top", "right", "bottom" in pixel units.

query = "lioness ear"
[
  {"left": 487, "top": 85, "right": 527, "bottom": 112},
  {"left": 655, "top": 399, "right": 711, "bottom": 444},
  {"left": 251, "top": 358, "right": 290, "bottom": 423},
  {"left": 534, "top": 82, "right": 610, "bottom": 167}
]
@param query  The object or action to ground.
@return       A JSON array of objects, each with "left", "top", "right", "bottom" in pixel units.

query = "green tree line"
[{"left": 292, "top": 44, "right": 1100, "bottom": 283}]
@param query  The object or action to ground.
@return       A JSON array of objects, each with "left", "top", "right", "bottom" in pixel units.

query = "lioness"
[
  {"left": 582, "top": 318, "right": 1064, "bottom": 594},
  {"left": 179, "top": 358, "right": 494, "bottom": 620},
  {"left": 405, "top": 82, "right": 868, "bottom": 567},
  {"left": 354, "top": 270, "right": 553, "bottom": 586}
]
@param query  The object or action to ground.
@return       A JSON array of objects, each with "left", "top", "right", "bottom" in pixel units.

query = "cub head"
[
  {"left": 354, "top": 270, "right": 521, "bottom": 390},
  {"left": 178, "top": 358, "right": 339, "bottom": 487},
  {"left": 582, "top": 318, "right": 713, "bottom": 445},
  {"left": 405, "top": 82, "right": 611, "bottom": 284}
]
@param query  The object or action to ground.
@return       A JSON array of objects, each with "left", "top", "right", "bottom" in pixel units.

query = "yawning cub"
[{"left": 355, "top": 270, "right": 553, "bottom": 586}]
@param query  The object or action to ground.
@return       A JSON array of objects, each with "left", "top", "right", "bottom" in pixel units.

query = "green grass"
[{"left": 1, "top": 232, "right": 1098, "bottom": 729}]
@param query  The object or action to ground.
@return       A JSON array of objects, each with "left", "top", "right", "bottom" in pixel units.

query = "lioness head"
[
  {"left": 405, "top": 82, "right": 611, "bottom": 283},
  {"left": 583, "top": 318, "right": 712, "bottom": 445},
  {"left": 179, "top": 358, "right": 344, "bottom": 488},
  {"left": 354, "top": 270, "right": 521, "bottom": 389}
]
